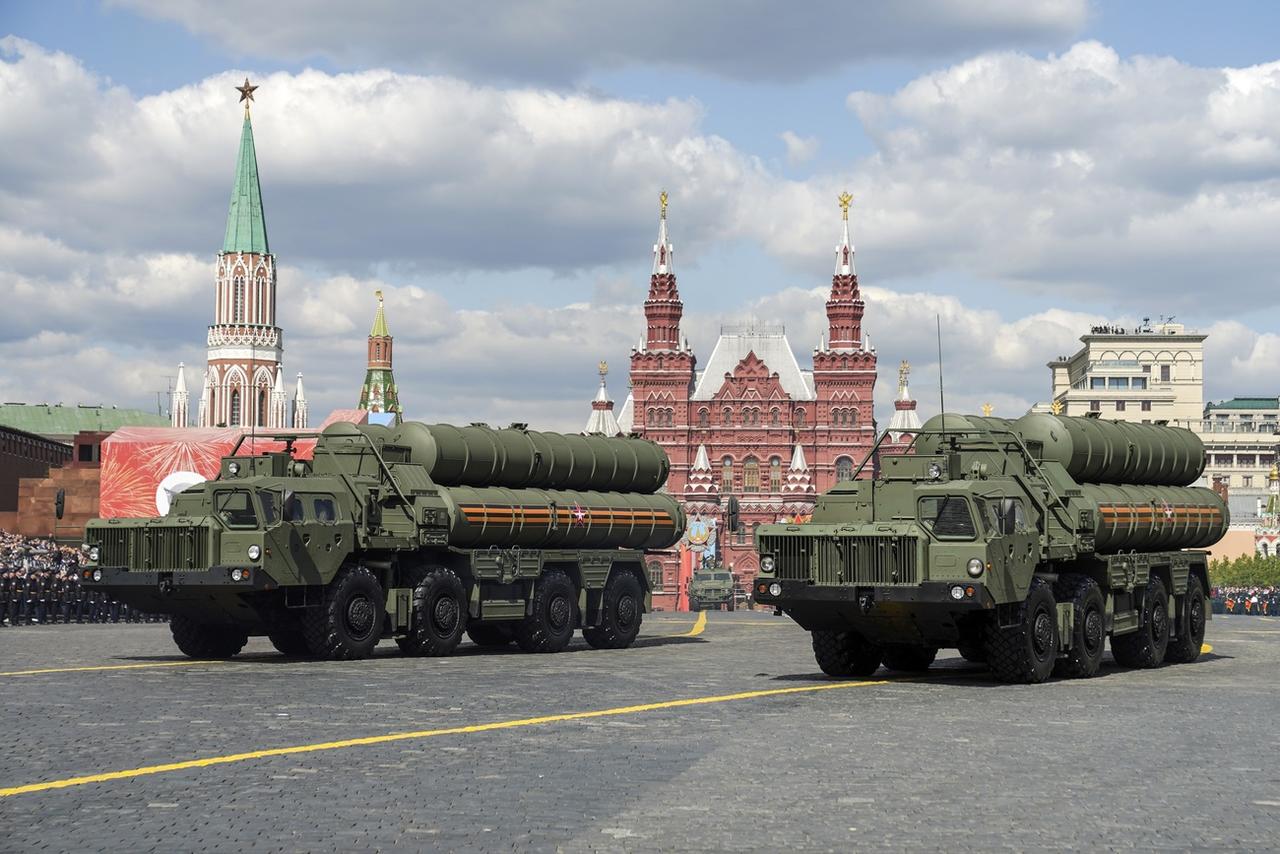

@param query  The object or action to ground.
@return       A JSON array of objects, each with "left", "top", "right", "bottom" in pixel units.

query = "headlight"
[
  {"left": 230, "top": 568, "right": 251, "bottom": 582},
  {"left": 927, "top": 462, "right": 943, "bottom": 480},
  {"left": 760, "top": 556, "right": 775, "bottom": 573},
  {"left": 227, "top": 461, "right": 240, "bottom": 476},
  {"left": 88, "top": 546, "right": 100, "bottom": 562},
  {"left": 768, "top": 582, "right": 782, "bottom": 597},
  {"left": 247, "top": 544, "right": 262, "bottom": 561},
  {"left": 949, "top": 585, "right": 965, "bottom": 600},
  {"left": 91, "top": 569, "right": 103, "bottom": 582},
  {"left": 966, "top": 558, "right": 985, "bottom": 578}
]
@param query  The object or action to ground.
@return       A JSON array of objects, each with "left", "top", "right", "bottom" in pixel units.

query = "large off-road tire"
[
  {"left": 303, "top": 565, "right": 385, "bottom": 660},
  {"left": 1166, "top": 574, "right": 1207, "bottom": 664},
  {"left": 267, "top": 629, "right": 312, "bottom": 657},
  {"left": 170, "top": 615, "right": 247, "bottom": 659},
  {"left": 984, "top": 576, "right": 1058, "bottom": 684},
  {"left": 1111, "top": 576, "right": 1170, "bottom": 669},
  {"left": 583, "top": 571, "right": 644, "bottom": 650},
  {"left": 1053, "top": 573, "right": 1106, "bottom": 679},
  {"left": 811, "top": 629, "right": 882, "bottom": 677},
  {"left": 688, "top": 599, "right": 701, "bottom": 612},
  {"left": 881, "top": 645, "right": 938, "bottom": 672},
  {"left": 466, "top": 623, "right": 514, "bottom": 648},
  {"left": 399, "top": 568, "right": 467, "bottom": 657},
  {"left": 515, "top": 570, "right": 578, "bottom": 653}
]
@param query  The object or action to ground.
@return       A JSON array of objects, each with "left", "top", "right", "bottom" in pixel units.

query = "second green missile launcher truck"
[
  {"left": 752, "top": 413, "right": 1224, "bottom": 683},
  {"left": 81, "top": 421, "right": 685, "bottom": 661}
]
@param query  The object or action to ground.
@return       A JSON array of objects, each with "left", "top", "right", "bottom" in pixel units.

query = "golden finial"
[
  {"left": 1270, "top": 462, "right": 1279, "bottom": 481},
  {"left": 1050, "top": 399, "right": 1064, "bottom": 415},
  {"left": 897, "top": 360, "right": 909, "bottom": 389},
  {"left": 838, "top": 191, "right": 853, "bottom": 221},
  {"left": 375, "top": 289, "right": 384, "bottom": 304},
  {"left": 982, "top": 403, "right": 994, "bottom": 417},
  {"left": 598, "top": 360, "right": 608, "bottom": 378},
  {"left": 659, "top": 190, "right": 668, "bottom": 220},
  {"left": 236, "top": 77, "right": 258, "bottom": 117}
]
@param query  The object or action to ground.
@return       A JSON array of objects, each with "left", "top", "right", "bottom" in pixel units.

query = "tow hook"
[
  {"left": 158, "top": 576, "right": 174, "bottom": 596},
  {"left": 858, "top": 593, "right": 874, "bottom": 614}
]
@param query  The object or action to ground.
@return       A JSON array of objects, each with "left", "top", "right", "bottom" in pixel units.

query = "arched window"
[
  {"left": 721, "top": 457, "right": 734, "bottom": 493},
  {"left": 743, "top": 457, "right": 760, "bottom": 493},
  {"left": 647, "top": 559, "right": 665, "bottom": 592},
  {"left": 722, "top": 407, "right": 732, "bottom": 424},
  {"left": 795, "top": 408, "right": 807, "bottom": 427},
  {"left": 698, "top": 408, "right": 709, "bottom": 427},
  {"left": 256, "top": 278, "right": 266, "bottom": 323},
  {"left": 835, "top": 456, "right": 854, "bottom": 482},
  {"left": 771, "top": 408, "right": 781, "bottom": 426},
  {"left": 647, "top": 407, "right": 656, "bottom": 425},
  {"left": 770, "top": 457, "right": 783, "bottom": 491},
  {"left": 233, "top": 276, "right": 246, "bottom": 322},
  {"left": 849, "top": 408, "right": 858, "bottom": 427},
  {"left": 229, "top": 389, "right": 242, "bottom": 426},
  {"left": 257, "top": 388, "right": 267, "bottom": 427}
]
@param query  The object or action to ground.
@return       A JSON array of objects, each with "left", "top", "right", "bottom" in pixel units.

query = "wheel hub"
[
  {"left": 432, "top": 595, "right": 459, "bottom": 633},
  {"left": 346, "top": 595, "right": 375, "bottom": 639},
  {"left": 616, "top": 595, "right": 637, "bottom": 628},
  {"left": 1083, "top": 608, "right": 1104, "bottom": 654},
  {"left": 1032, "top": 610, "right": 1054, "bottom": 657},
  {"left": 549, "top": 596, "right": 572, "bottom": 631},
  {"left": 1151, "top": 597, "right": 1167, "bottom": 639}
]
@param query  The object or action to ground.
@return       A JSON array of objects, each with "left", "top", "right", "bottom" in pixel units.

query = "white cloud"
[
  {"left": 113, "top": 0, "right": 1087, "bottom": 83},
  {"left": 780, "top": 131, "right": 819, "bottom": 166}
]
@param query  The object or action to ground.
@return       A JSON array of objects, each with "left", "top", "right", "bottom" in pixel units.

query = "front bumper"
[
  {"left": 84, "top": 565, "right": 273, "bottom": 590},
  {"left": 753, "top": 578, "right": 994, "bottom": 608}
]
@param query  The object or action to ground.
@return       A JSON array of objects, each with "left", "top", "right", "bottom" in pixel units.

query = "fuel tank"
[
  {"left": 383, "top": 422, "right": 670, "bottom": 493},
  {"left": 438, "top": 485, "right": 685, "bottom": 550},
  {"left": 1081, "top": 484, "right": 1228, "bottom": 552}
]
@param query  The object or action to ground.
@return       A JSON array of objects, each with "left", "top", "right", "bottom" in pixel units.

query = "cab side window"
[
  {"left": 215, "top": 491, "right": 258, "bottom": 528},
  {"left": 995, "top": 498, "right": 1028, "bottom": 534},
  {"left": 313, "top": 496, "right": 338, "bottom": 523}
]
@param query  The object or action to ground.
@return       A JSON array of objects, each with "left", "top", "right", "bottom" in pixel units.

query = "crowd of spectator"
[
  {"left": 1212, "top": 586, "right": 1280, "bottom": 616},
  {"left": 0, "top": 531, "right": 165, "bottom": 626}
]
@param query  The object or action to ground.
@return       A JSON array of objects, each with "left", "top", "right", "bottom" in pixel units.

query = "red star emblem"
[
  {"left": 1161, "top": 501, "right": 1174, "bottom": 519},
  {"left": 571, "top": 504, "right": 587, "bottom": 526}
]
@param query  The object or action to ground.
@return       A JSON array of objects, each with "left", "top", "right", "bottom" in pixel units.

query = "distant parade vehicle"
[
  {"left": 80, "top": 422, "right": 685, "bottom": 660},
  {"left": 752, "top": 413, "right": 1224, "bottom": 683},
  {"left": 687, "top": 563, "right": 736, "bottom": 612}
]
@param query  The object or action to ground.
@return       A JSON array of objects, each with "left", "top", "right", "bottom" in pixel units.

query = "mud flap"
[{"left": 1056, "top": 602, "right": 1074, "bottom": 650}]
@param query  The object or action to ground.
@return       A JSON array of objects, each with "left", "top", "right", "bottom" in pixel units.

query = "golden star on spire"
[
  {"left": 598, "top": 360, "right": 609, "bottom": 378},
  {"left": 659, "top": 190, "right": 669, "bottom": 220},
  {"left": 982, "top": 403, "right": 994, "bottom": 417},
  {"left": 236, "top": 77, "right": 258, "bottom": 116},
  {"left": 838, "top": 191, "right": 853, "bottom": 221},
  {"left": 375, "top": 289, "right": 384, "bottom": 304}
]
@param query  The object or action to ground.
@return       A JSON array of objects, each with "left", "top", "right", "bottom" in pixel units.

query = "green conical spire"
[
  {"left": 371, "top": 290, "right": 390, "bottom": 337},
  {"left": 222, "top": 112, "right": 270, "bottom": 255}
]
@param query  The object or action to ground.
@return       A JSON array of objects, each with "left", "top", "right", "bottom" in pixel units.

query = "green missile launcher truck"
[
  {"left": 752, "top": 413, "right": 1224, "bottom": 683},
  {"left": 81, "top": 421, "right": 685, "bottom": 661}
]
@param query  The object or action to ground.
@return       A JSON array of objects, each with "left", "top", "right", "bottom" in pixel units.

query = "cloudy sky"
[{"left": 2, "top": 1, "right": 1278, "bottom": 430}]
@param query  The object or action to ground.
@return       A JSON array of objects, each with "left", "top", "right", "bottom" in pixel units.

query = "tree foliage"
[{"left": 1209, "top": 554, "right": 1280, "bottom": 588}]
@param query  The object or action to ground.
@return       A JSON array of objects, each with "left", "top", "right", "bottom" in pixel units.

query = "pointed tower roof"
[
  {"left": 294, "top": 372, "right": 306, "bottom": 400},
  {"left": 784, "top": 443, "right": 815, "bottom": 496},
  {"left": 583, "top": 361, "right": 622, "bottom": 436},
  {"left": 273, "top": 365, "right": 285, "bottom": 393},
  {"left": 788, "top": 443, "right": 809, "bottom": 472},
  {"left": 370, "top": 289, "right": 390, "bottom": 337},
  {"left": 175, "top": 362, "right": 188, "bottom": 393},
  {"left": 887, "top": 359, "right": 922, "bottom": 439},
  {"left": 692, "top": 444, "right": 711, "bottom": 471},
  {"left": 222, "top": 80, "right": 270, "bottom": 255},
  {"left": 834, "top": 190, "right": 855, "bottom": 275},
  {"left": 653, "top": 190, "right": 674, "bottom": 275}
]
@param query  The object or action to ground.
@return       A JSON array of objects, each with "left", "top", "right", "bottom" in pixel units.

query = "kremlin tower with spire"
[
  {"left": 358, "top": 290, "right": 403, "bottom": 424},
  {"left": 171, "top": 79, "right": 308, "bottom": 429},
  {"left": 609, "top": 192, "right": 880, "bottom": 607}
]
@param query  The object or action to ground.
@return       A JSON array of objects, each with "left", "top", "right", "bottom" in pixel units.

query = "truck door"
[{"left": 991, "top": 497, "right": 1037, "bottom": 590}]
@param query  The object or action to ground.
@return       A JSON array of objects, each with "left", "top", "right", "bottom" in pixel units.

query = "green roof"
[
  {"left": 1205, "top": 397, "right": 1279, "bottom": 411},
  {"left": 222, "top": 115, "right": 270, "bottom": 254},
  {"left": 0, "top": 403, "right": 168, "bottom": 438},
  {"left": 370, "top": 296, "right": 390, "bottom": 338}
]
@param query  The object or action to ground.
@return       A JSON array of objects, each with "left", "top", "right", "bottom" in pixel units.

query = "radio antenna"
[{"left": 936, "top": 314, "right": 946, "bottom": 441}]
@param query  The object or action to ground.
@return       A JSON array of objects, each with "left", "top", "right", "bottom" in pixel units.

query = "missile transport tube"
[
  {"left": 438, "top": 486, "right": 685, "bottom": 551},
  {"left": 921, "top": 413, "right": 1207, "bottom": 486},
  {"left": 364, "top": 422, "right": 670, "bottom": 493},
  {"left": 1080, "top": 484, "right": 1227, "bottom": 552}
]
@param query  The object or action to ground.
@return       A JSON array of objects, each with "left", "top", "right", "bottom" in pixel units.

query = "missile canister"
[
  {"left": 1012, "top": 414, "right": 1205, "bottom": 486},
  {"left": 438, "top": 486, "right": 685, "bottom": 550},
  {"left": 1081, "top": 483, "right": 1227, "bottom": 552},
  {"left": 383, "top": 422, "right": 669, "bottom": 493}
]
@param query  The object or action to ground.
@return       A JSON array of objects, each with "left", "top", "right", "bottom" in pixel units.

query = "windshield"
[
  {"left": 713, "top": 573, "right": 732, "bottom": 581},
  {"left": 918, "top": 496, "right": 977, "bottom": 540},
  {"left": 215, "top": 490, "right": 259, "bottom": 528},
  {"left": 258, "top": 490, "right": 280, "bottom": 526}
]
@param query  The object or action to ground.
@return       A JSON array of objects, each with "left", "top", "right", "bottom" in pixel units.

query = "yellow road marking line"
[
  {"left": 0, "top": 677, "right": 889, "bottom": 797},
  {"left": 0, "top": 661, "right": 231, "bottom": 678},
  {"left": 684, "top": 610, "right": 707, "bottom": 637}
]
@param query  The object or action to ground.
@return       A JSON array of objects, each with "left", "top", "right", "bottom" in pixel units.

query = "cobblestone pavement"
[{"left": 2, "top": 611, "right": 1279, "bottom": 852}]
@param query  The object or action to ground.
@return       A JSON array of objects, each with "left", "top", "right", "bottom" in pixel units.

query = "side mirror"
[{"left": 55, "top": 488, "right": 65, "bottom": 520}]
